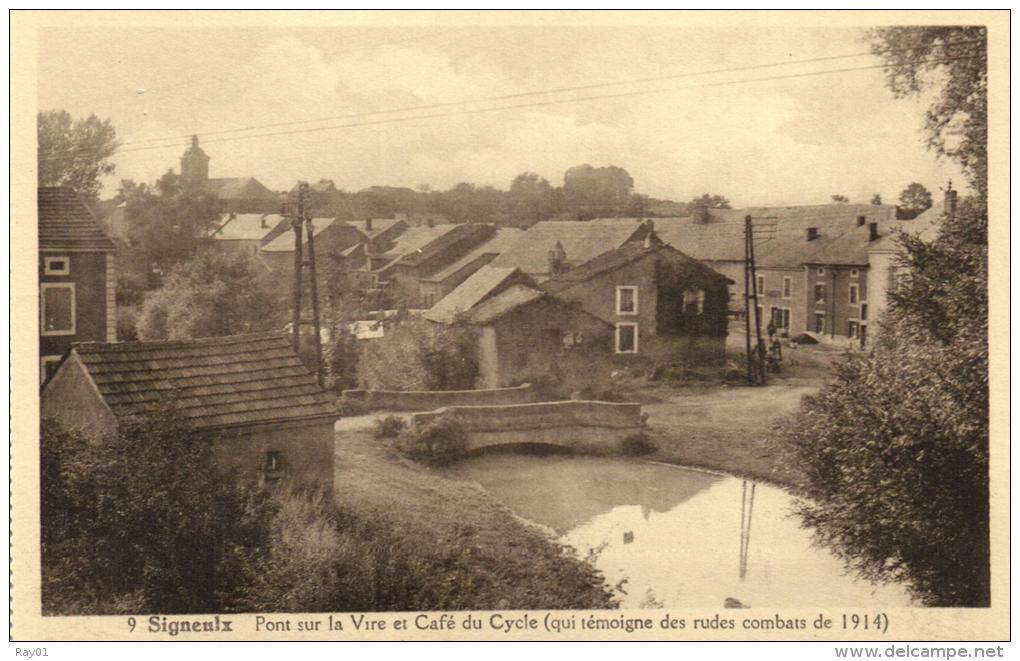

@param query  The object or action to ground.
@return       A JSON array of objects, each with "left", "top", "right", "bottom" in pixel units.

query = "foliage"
[
  {"left": 782, "top": 197, "right": 988, "bottom": 606},
  {"left": 897, "top": 182, "right": 934, "bottom": 218},
  {"left": 830, "top": 194, "right": 849, "bottom": 204},
  {"left": 37, "top": 110, "right": 118, "bottom": 199},
  {"left": 136, "top": 250, "right": 286, "bottom": 340},
  {"left": 870, "top": 193, "right": 883, "bottom": 205},
  {"left": 115, "top": 305, "right": 139, "bottom": 341},
  {"left": 508, "top": 172, "right": 559, "bottom": 222},
  {"left": 562, "top": 164, "right": 635, "bottom": 219},
  {"left": 119, "top": 171, "right": 224, "bottom": 273},
  {"left": 324, "top": 319, "right": 360, "bottom": 392},
  {"left": 620, "top": 433, "right": 658, "bottom": 456},
  {"left": 40, "top": 412, "right": 272, "bottom": 614},
  {"left": 688, "top": 193, "right": 731, "bottom": 209},
  {"left": 373, "top": 415, "right": 407, "bottom": 439},
  {"left": 399, "top": 418, "right": 468, "bottom": 463},
  {"left": 867, "top": 27, "right": 988, "bottom": 197},
  {"left": 357, "top": 317, "right": 478, "bottom": 391}
]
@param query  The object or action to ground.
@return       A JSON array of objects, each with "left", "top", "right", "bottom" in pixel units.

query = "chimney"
[
  {"left": 806, "top": 227, "right": 819, "bottom": 241},
  {"left": 260, "top": 214, "right": 268, "bottom": 229},
  {"left": 856, "top": 215, "right": 866, "bottom": 227},
  {"left": 868, "top": 222, "right": 879, "bottom": 241},
  {"left": 643, "top": 219, "right": 656, "bottom": 248},
  {"left": 365, "top": 217, "right": 373, "bottom": 232},
  {"left": 548, "top": 241, "right": 567, "bottom": 276},
  {"left": 945, "top": 182, "right": 958, "bottom": 221}
]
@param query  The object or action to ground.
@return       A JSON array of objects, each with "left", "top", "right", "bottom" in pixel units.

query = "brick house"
[
  {"left": 38, "top": 187, "right": 117, "bottom": 383},
  {"left": 40, "top": 332, "right": 337, "bottom": 490},
  {"left": 541, "top": 240, "right": 732, "bottom": 363}
]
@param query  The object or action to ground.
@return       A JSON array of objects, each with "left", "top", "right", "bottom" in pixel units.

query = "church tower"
[{"left": 180, "top": 135, "right": 210, "bottom": 189}]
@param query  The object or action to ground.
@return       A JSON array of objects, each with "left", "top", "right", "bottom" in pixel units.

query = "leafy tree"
[
  {"left": 830, "top": 194, "right": 849, "bottom": 204},
  {"left": 688, "top": 193, "right": 731, "bottom": 209},
  {"left": 871, "top": 193, "right": 883, "bottom": 205},
  {"left": 562, "top": 164, "right": 634, "bottom": 218},
  {"left": 37, "top": 110, "right": 118, "bottom": 199},
  {"left": 898, "top": 182, "right": 934, "bottom": 218},
  {"left": 40, "top": 411, "right": 272, "bottom": 614},
  {"left": 508, "top": 172, "right": 558, "bottom": 222},
  {"left": 136, "top": 250, "right": 286, "bottom": 340},
  {"left": 358, "top": 317, "right": 477, "bottom": 391},
  {"left": 868, "top": 27, "right": 987, "bottom": 197},
  {"left": 120, "top": 171, "right": 224, "bottom": 273}
]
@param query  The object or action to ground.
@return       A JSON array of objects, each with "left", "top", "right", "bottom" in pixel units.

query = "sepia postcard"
[{"left": 9, "top": 9, "right": 1010, "bottom": 646}]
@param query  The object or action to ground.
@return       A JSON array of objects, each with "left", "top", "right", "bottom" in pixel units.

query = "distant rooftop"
[
  {"left": 260, "top": 217, "right": 337, "bottom": 252},
  {"left": 488, "top": 220, "right": 646, "bottom": 279},
  {"left": 212, "top": 213, "right": 286, "bottom": 241}
]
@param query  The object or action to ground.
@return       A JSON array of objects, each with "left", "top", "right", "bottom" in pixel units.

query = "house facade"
[
  {"left": 40, "top": 332, "right": 337, "bottom": 490},
  {"left": 38, "top": 187, "right": 117, "bottom": 383},
  {"left": 542, "top": 241, "right": 731, "bottom": 363}
]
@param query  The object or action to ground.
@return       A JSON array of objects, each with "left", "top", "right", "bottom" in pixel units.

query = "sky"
[{"left": 36, "top": 23, "right": 965, "bottom": 206}]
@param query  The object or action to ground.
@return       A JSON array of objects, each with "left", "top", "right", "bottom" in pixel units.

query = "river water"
[{"left": 441, "top": 453, "right": 911, "bottom": 608}]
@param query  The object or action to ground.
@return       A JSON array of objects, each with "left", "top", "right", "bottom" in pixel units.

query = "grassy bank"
[{"left": 332, "top": 428, "right": 618, "bottom": 610}]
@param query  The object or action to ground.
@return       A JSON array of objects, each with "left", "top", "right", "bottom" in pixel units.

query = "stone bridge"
[{"left": 409, "top": 400, "right": 644, "bottom": 454}]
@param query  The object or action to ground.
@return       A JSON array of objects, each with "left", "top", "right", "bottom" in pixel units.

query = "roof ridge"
[{"left": 74, "top": 332, "right": 287, "bottom": 352}]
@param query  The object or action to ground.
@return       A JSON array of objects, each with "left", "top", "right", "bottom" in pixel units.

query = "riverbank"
[{"left": 332, "top": 425, "right": 618, "bottom": 610}]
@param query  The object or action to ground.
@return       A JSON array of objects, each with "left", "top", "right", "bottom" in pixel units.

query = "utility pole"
[
  {"left": 743, "top": 216, "right": 753, "bottom": 385},
  {"left": 744, "top": 215, "right": 776, "bottom": 385},
  {"left": 285, "top": 182, "right": 324, "bottom": 387}
]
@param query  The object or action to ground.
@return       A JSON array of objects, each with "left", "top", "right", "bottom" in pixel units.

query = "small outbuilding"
[{"left": 41, "top": 332, "right": 337, "bottom": 490}]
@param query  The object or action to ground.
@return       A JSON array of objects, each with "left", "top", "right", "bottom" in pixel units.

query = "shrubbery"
[
  {"left": 373, "top": 415, "right": 407, "bottom": 439},
  {"left": 620, "top": 433, "right": 658, "bottom": 456},
  {"left": 358, "top": 317, "right": 477, "bottom": 391},
  {"left": 398, "top": 418, "right": 468, "bottom": 463}
]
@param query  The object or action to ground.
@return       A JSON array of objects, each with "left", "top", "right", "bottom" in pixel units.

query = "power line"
[
  {"left": 38, "top": 52, "right": 980, "bottom": 163},
  {"left": 98, "top": 37, "right": 988, "bottom": 149}
]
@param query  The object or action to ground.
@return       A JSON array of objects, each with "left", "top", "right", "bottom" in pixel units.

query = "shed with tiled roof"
[{"left": 41, "top": 332, "right": 337, "bottom": 489}]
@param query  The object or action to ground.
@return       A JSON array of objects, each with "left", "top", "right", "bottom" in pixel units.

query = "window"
[
  {"left": 264, "top": 451, "right": 283, "bottom": 481},
  {"left": 861, "top": 303, "right": 869, "bottom": 321},
  {"left": 40, "top": 283, "right": 75, "bottom": 336},
  {"left": 682, "top": 288, "right": 705, "bottom": 314},
  {"left": 814, "top": 313, "right": 825, "bottom": 334},
  {"left": 615, "top": 323, "right": 638, "bottom": 354},
  {"left": 814, "top": 283, "right": 826, "bottom": 304},
  {"left": 40, "top": 356, "right": 61, "bottom": 384},
  {"left": 850, "top": 268, "right": 859, "bottom": 278},
  {"left": 44, "top": 256, "right": 70, "bottom": 275},
  {"left": 782, "top": 276, "right": 792, "bottom": 299},
  {"left": 847, "top": 320, "right": 860, "bottom": 339},
  {"left": 755, "top": 275, "right": 765, "bottom": 294},
  {"left": 616, "top": 286, "right": 638, "bottom": 315},
  {"left": 849, "top": 283, "right": 860, "bottom": 305},
  {"left": 817, "top": 267, "right": 826, "bottom": 276}
]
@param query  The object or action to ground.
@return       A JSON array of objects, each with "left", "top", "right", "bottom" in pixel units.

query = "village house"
[
  {"left": 423, "top": 265, "right": 538, "bottom": 324},
  {"left": 541, "top": 239, "right": 732, "bottom": 363},
  {"left": 417, "top": 227, "right": 523, "bottom": 308},
  {"left": 353, "top": 221, "right": 465, "bottom": 292},
  {"left": 180, "top": 136, "right": 280, "bottom": 213},
  {"left": 40, "top": 332, "right": 337, "bottom": 490},
  {"left": 258, "top": 216, "right": 353, "bottom": 274},
  {"left": 38, "top": 187, "right": 117, "bottom": 383},
  {"left": 209, "top": 212, "right": 292, "bottom": 256}
]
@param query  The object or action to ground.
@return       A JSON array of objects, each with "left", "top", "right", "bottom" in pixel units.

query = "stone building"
[
  {"left": 179, "top": 136, "right": 279, "bottom": 213},
  {"left": 40, "top": 332, "right": 337, "bottom": 490},
  {"left": 38, "top": 187, "right": 117, "bottom": 383}
]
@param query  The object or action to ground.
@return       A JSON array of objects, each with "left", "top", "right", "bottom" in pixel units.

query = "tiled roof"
[
  {"left": 342, "top": 218, "right": 405, "bottom": 238},
  {"left": 542, "top": 241, "right": 732, "bottom": 294},
  {"left": 423, "top": 265, "right": 533, "bottom": 323},
  {"left": 72, "top": 332, "right": 336, "bottom": 431},
  {"left": 212, "top": 213, "right": 287, "bottom": 241},
  {"left": 459, "top": 285, "right": 547, "bottom": 324},
  {"left": 260, "top": 217, "right": 337, "bottom": 252},
  {"left": 488, "top": 220, "right": 646, "bottom": 279},
  {"left": 398, "top": 223, "right": 495, "bottom": 269},
  {"left": 38, "top": 187, "right": 115, "bottom": 252}
]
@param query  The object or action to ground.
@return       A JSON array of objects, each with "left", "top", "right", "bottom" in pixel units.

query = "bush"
[
  {"left": 358, "top": 318, "right": 477, "bottom": 391},
  {"left": 620, "top": 433, "right": 658, "bottom": 456},
  {"left": 373, "top": 415, "right": 407, "bottom": 439},
  {"left": 399, "top": 418, "right": 468, "bottom": 463}
]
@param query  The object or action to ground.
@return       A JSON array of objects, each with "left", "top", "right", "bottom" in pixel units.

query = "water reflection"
[{"left": 441, "top": 454, "right": 912, "bottom": 608}]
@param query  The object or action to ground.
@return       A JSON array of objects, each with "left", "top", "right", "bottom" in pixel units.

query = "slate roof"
[
  {"left": 458, "top": 285, "right": 548, "bottom": 324},
  {"left": 420, "top": 227, "right": 524, "bottom": 284},
  {"left": 423, "top": 265, "right": 533, "bottom": 324},
  {"left": 342, "top": 218, "right": 405, "bottom": 238},
  {"left": 70, "top": 332, "right": 336, "bottom": 431},
  {"left": 542, "top": 241, "right": 732, "bottom": 294},
  {"left": 488, "top": 220, "right": 646, "bottom": 279},
  {"left": 398, "top": 223, "right": 495, "bottom": 269},
  {"left": 38, "top": 187, "right": 116, "bottom": 252},
  {"left": 212, "top": 213, "right": 286, "bottom": 241},
  {"left": 206, "top": 177, "right": 278, "bottom": 201},
  {"left": 260, "top": 217, "right": 337, "bottom": 252}
]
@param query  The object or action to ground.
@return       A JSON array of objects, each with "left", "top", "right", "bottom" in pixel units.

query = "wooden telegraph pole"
[
  {"left": 743, "top": 216, "right": 754, "bottom": 385},
  {"left": 744, "top": 215, "right": 776, "bottom": 385},
  {"left": 286, "top": 182, "right": 324, "bottom": 387}
]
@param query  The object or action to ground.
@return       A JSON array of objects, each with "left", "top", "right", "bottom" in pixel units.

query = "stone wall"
[
  {"left": 410, "top": 400, "right": 643, "bottom": 455},
  {"left": 342, "top": 382, "right": 536, "bottom": 411},
  {"left": 210, "top": 418, "right": 335, "bottom": 492}
]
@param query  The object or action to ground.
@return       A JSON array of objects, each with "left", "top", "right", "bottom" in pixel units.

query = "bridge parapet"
[{"left": 410, "top": 400, "right": 644, "bottom": 454}]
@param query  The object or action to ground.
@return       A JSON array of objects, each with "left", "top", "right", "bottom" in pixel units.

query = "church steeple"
[{"left": 180, "top": 135, "right": 210, "bottom": 189}]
